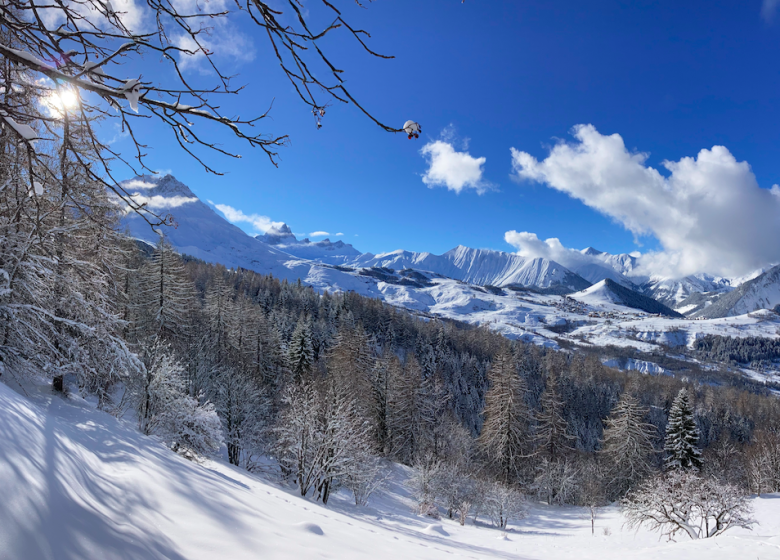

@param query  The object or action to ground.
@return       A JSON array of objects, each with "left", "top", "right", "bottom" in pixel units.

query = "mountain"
[
  {"left": 641, "top": 274, "right": 736, "bottom": 309},
  {"left": 580, "top": 247, "right": 641, "bottom": 278},
  {"left": 119, "top": 175, "right": 378, "bottom": 296},
  {"left": 352, "top": 245, "right": 591, "bottom": 293},
  {"left": 571, "top": 279, "right": 683, "bottom": 317},
  {"left": 693, "top": 264, "right": 780, "bottom": 319},
  {"left": 255, "top": 224, "right": 361, "bottom": 266}
]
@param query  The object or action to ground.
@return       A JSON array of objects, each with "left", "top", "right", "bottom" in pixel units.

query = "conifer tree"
[
  {"left": 287, "top": 316, "right": 314, "bottom": 381},
  {"left": 664, "top": 388, "right": 703, "bottom": 471},
  {"left": 601, "top": 393, "right": 657, "bottom": 497},
  {"left": 133, "top": 239, "right": 195, "bottom": 348},
  {"left": 478, "top": 346, "right": 531, "bottom": 483},
  {"left": 534, "top": 373, "right": 575, "bottom": 460}
]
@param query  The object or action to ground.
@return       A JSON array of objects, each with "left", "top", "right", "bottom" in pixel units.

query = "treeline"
[{"left": 694, "top": 334, "right": 780, "bottom": 368}]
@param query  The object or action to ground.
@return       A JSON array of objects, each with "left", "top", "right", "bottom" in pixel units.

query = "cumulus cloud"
[
  {"left": 504, "top": 231, "right": 600, "bottom": 270},
  {"left": 421, "top": 128, "right": 491, "bottom": 194},
  {"left": 510, "top": 124, "right": 780, "bottom": 278},
  {"left": 127, "top": 194, "right": 197, "bottom": 210},
  {"left": 335, "top": 233, "right": 344, "bottom": 237},
  {"left": 309, "top": 231, "right": 330, "bottom": 237},
  {"left": 762, "top": 0, "right": 780, "bottom": 21},
  {"left": 213, "top": 203, "right": 283, "bottom": 234}
]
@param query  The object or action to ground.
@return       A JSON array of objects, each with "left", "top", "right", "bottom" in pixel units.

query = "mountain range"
[{"left": 120, "top": 174, "right": 780, "bottom": 331}]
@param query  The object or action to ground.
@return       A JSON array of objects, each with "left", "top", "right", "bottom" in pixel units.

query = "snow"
[
  {"left": 1, "top": 111, "right": 40, "bottom": 145},
  {"left": 256, "top": 224, "right": 361, "bottom": 266},
  {"left": 353, "top": 246, "right": 584, "bottom": 290},
  {"left": 122, "top": 79, "right": 141, "bottom": 112},
  {"left": 3, "top": 379, "right": 780, "bottom": 560},
  {"left": 571, "top": 280, "right": 624, "bottom": 309},
  {"left": 603, "top": 358, "right": 668, "bottom": 376}
]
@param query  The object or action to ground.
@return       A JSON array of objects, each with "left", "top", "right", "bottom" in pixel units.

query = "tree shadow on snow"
[{"left": 0, "top": 387, "right": 270, "bottom": 560}]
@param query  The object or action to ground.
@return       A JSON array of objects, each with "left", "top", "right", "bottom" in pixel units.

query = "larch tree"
[
  {"left": 534, "top": 372, "right": 575, "bottom": 461},
  {"left": 477, "top": 346, "right": 531, "bottom": 484},
  {"left": 287, "top": 315, "right": 314, "bottom": 381},
  {"left": 600, "top": 392, "right": 657, "bottom": 498}
]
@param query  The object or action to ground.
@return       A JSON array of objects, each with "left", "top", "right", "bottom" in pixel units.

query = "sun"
[
  {"left": 57, "top": 89, "right": 78, "bottom": 109},
  {"left": 44, "top": 88, "right": 79, "bottom": 116}
]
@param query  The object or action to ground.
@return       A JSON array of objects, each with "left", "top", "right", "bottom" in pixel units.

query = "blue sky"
[{"left": 114, "top": 0, "right": 780, "bottom": 273}]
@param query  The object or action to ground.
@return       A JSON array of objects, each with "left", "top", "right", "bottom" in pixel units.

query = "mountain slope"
[
  {"left": 352, "top": 245, "right": 591, "bottom": 292},
  {"left": 641, "top": 274, "right": 737, "bottom": 309},
  {"left": 119, "top": 175, "right": 377, "bottom": 296},
  {"left": 572, "top": 279, "right": 683, "bottom": 317},
  {"left": 693, "top": 264, "right": 780, "bottom": 319}
]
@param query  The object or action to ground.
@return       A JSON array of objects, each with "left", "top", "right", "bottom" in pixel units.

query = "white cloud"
[
  {"left": 762, "top": 0, "right": 780, "bottom": 21},
  {"left": 335, "top": 233, "right": 344, "bottom": 237},
  {"left": 504, "top": 231, "right": 599, "bottom": 270},
  {"left": 122, "top": 179, "right": 157, "bottom": 190},
  {"left": 41, "top": 0, "right": 147, "bottom": 36},
  {"left": 174, "top": 20, "right": 255, "bottom": 72},
  {"left": 127, "top": 194, "right": 197, "bottom": 210},
  {"left": 510, "top": 124, "right": 780, "bottom": 278},
  {"left": 309, "top": 231, "right": 330, "bottom": 237},
  {"left": 213, "top": 203, "right": 283, "bottom": 233},
  {"left": 421, "top": 133, "right": 491, "bottom": 194}
]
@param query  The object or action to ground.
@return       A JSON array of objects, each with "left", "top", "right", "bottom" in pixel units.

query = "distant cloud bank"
[{"left": 510, "top": 124, "right": 780, "bottom": 278}]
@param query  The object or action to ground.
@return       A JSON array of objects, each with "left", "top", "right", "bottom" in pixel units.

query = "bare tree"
[
  {"left": 480, "top": 481, "right": 526, "bottom": 530},
  {"left": 0, "top": 0, "right": 417, "bottom": 225},
  {"left": 622, "top": 471, "right": 754, "bottom": 541}
]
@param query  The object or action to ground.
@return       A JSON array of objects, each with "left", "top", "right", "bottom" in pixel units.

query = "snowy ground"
[
  {"left": 381, "top": 279, "right": 780, "bottom": 364},
  {"left": 2, "top": 380, "right": 780, "bottom": 560}
]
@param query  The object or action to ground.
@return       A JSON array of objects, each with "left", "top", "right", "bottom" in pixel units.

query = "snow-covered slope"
[
  {"left": 694, "top": 264, "right": 780, "bottom": 319},
  {"left": 642, "top": 274, "right": 736, "bottom": 309},
  {"left": 119, "top": 175, "right": 379, "bottom": 297},
  {"left": 580, "top": 247, "right": 641, "bottom": 278},
  {"left": 256, "top": 224, "right": 361, "bottom": 266},
  {"left": 4, "top": 379, "right": 780, "bottom": 560},
  {"left": 353, "top": 246, "right": 591, "bottom": 292},
  {"left": 571, "top": 279, "right": 682, "bottom": 317}
]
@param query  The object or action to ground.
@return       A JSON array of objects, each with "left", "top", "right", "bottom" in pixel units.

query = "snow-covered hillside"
[
  {"left": 694, "top": 264, "right": 780, "bottom": 319},
  {"left": 571, "top": 279, "right": 682, "bottom": 317},
  {"left": 3, "top": 380, "right": 780, "bottom": 560},
  {"left": 119, "top": 175, "right": 380, "bottom": 296}
]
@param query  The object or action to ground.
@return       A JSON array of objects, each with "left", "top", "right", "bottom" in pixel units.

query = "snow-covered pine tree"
[
  {"left": 0, "top": 78, "right": 140, "bottom": 398},
  {"left": 601, "top": 392, "right": 657, "bottom": 497},
  {"left": 287, "top": 315, "right": 314, "bottom": 381},
  {"left": 202, "top": 274, "right": 236, "bottom": 364},
  {"left": 664, "top": 388, "right": 703, "bottom": 471},
  {"left": 477, "top": 345, "right": 532, "bottom": 483}
]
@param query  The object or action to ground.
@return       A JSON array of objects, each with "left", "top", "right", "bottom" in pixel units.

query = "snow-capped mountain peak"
[
  {"left": 259, "top": 223, "right": 296, "bottom": 245},
  {"left": 122, "top": 174, "right": 197, "bottom": 198}
]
